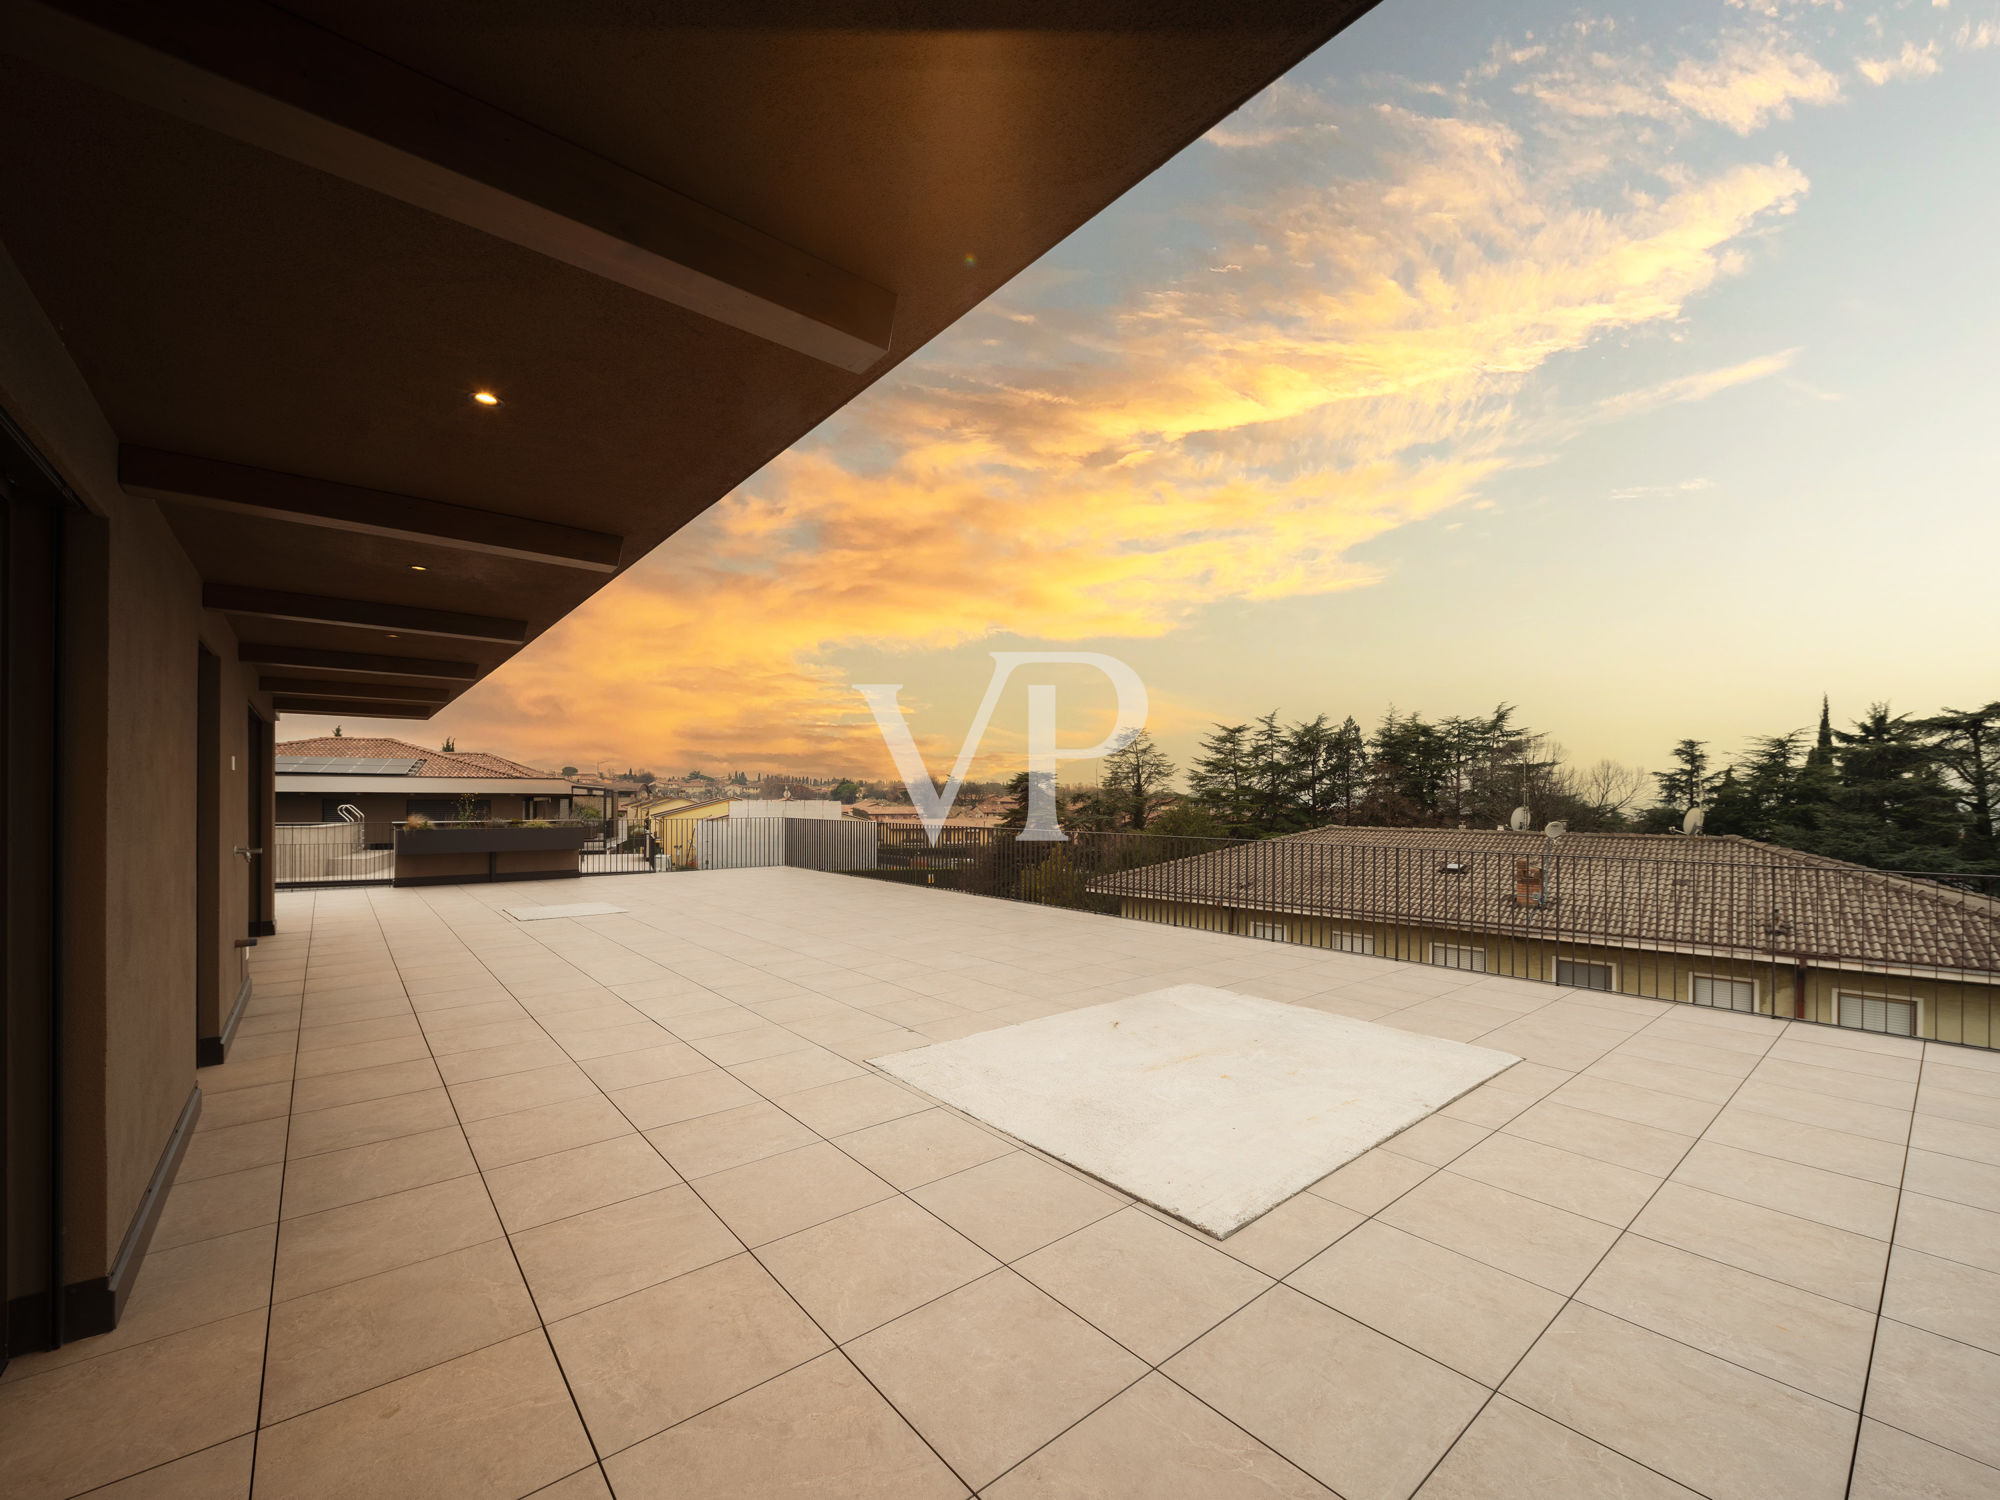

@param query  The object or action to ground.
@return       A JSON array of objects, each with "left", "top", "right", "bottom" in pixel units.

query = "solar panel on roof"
[{"left": 274, "top": 757, "right": 423, "bottom": 775}]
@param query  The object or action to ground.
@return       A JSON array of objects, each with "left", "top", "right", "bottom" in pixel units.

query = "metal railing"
[
  {"left": 840, "top": 828, "right": 2000, "bottom": 1048},
  {"left": 273, "top": 820, "right": 397, "bottom": 886}
]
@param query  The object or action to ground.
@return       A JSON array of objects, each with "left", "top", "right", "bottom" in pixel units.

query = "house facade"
[
  {"left": 275, "top": 735, "right": 574, "bottom": 827},
  {"left": 1091, "top": 827, "right": 2000, "bottom": 1048}
]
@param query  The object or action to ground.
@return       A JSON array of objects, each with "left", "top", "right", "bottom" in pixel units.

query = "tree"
[
  {"left": 830, "top": 778, "right": 861, "bottom": 805},
  {"left": 1818, "top": 704, "right": 1967, "bottom": 870},
  {"left": 560, "top": 765, "right": 578, "bottom": 776},
  {"left": 1146, "top": 801, "right": 1226, "bottom": 838},
  {"left": 332, "top": 725, "right": 342, "bottom": 737},
  {"left": 1917, "top": 701, "right": 2000, "bottom": 864},
  {"left": 440, "top": 736, "right": 455, "bottom": 752},
  {"left": 1188, "top": 723, "right": 1259, "bottom": 834},
  {"left": 1651, "top": 739, "right": 1714, "bottom": 815},
  {"left": 1099, "top": 730, "right": 1177, "bottom": 830}
]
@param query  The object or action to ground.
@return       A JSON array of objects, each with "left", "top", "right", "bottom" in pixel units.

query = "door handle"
[{"left": 234, "top": 846, "right": 263, "bottom": 862}]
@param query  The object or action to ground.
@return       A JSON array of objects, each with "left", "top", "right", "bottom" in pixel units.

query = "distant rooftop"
[{"left": 275, "top": 734, "right": 551, "bottom": 780}]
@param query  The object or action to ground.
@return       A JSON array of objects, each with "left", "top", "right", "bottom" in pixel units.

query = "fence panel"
[{"left": 273, "top": 821, "right": 395, "bottom": 886}]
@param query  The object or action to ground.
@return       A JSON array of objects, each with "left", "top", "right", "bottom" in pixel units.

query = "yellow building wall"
[
  {"left": 1117, "top": 898, "right": 1997, "bottom": 1048},
  {"left": 651, "top": 800, "right": 731, "bottom": 868}
]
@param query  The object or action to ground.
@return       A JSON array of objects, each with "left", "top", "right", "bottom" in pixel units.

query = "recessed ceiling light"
[
  {"left": 472, "top": 391, "right": 500, "bottom": 406},
  {"left": 410, "top": 564, "right": 427, "bottom": 571}
]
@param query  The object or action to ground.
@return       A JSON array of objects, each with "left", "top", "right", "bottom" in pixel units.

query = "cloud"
[
  {"left": 1592, "top": 349, "right": 1799, "bottom": 422},
  {"left": 1609, "top": 477, "right": 1717, "bottom": 500},
  {"left": 420, "top": 21, "right": 1846, "bottom": 775},
  {"left": 1516, "top": 26, "right": 1842, "bottom": 135},
  {"left": 1858, "top": 41, "right": 1943, "bottom": 82},
  {"left": 1666, "top": 38, "right": 1843, "bottom": 131}
]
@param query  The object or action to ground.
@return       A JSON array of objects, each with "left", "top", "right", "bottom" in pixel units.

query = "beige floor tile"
[
  {"left": 1379, "top": 1171, "right": 1619, "bottom": 1294},
  {"left": 1165, "top": 1286, "right": 1487, "bottom": 1500},
  {"left": 262, "top": 1239, "right": 539, "bottom": 1422},
  {"left": 1920, "top": 1084, "right": 2000, "bottom": 1129},
  {"left": 152, "top": 1164, "right": 282, "bottom": 1251},
  {"left": 987, "top": 1372, "right": 1331, "bottom": 1499},
  {"left": 446, "top": 1063, "right": 599, "bottom": 1124},
  {"left": 1307, "top": 1148, "right": 1433, "bottom": 1215},
  {"left": 575, "top": 1041, "right": 710, "bottom": 1092},
  {"left": 1894, "top": 1191, "right": 2000, "bottom": 1273},
  {"left": 1415, "top": 1395, "right": 1699, "bottom": 1499},
  {"left": 523, "top": 1468, "right": 613, "bottom": 1499},
  {"left": 694, "top": 1140, "right": 896, "bottom": 1246},
  {"left": 1864, "top": 1320, "right": 2000, "bottom": 1470},
  {"left": 0, "top": 1310, "right": 264, "bottom": 1500},
  {"left": 778, "top": 1074, "right": 931, "bottom": 1135},
  {"left": 433, "top": 1038, "right": 572, "bottom": 1084},
  {"left": 1548, "top": 1073, "right": 1721, "bottom": 1135},
  {"left": 178, "top": 1117, "right": 288, "bottom": 1182},
  {"left": 1751, "top": 1058, "right": 1917, "bottom": 1110},
  {"left": 1730, "top": 1080, "right": 1912, "bottom": 1143},
  {"left": 1016, "top": 1207, "right": 1271, "bottom": 1363},
  {"left": 1911, "top": 1113, "right": 2000, "bottom": 1167},
  {"left": 1502, "top": 1098, "right": 1694, "bottom": 1176},
  {"left": 908, "top": 1152, "right": 1124, "bottom": 1262},
  {"left": 547, "top": 1253, "right": 830, "bottom": 1455},
  {"left": 197, "top": 1081, "right": 294, "bottom": 1131},
  {"left": 759, "top": 1196, "right": 999, "bottom": 1342},
  {"left": 603, "top": 1351, "right": 964, "bottom": 1499},
  {"left": 288, "top": 1057, "right": 441, "bottom": 1114},
  {"left": 1448, "top": 1133, "right": 1660, "bottom": 1228},
  {"left": 561, "top": 1020, "right": 678, "bottom": 1060},
  {"left": 1289, "top": 1219, "right": 1561, "bottom": 1386},
  {"left": 1586, "top": 1053, "right": 1738, "bottom": 1104},
  {"left": 291, "top": 1035, "right": 432, "bottom": 1078},
  {"left": 1378, "top": 1114, "right": 1489, "bottom": 1167},
  {"left": 834, "top": 1110, "right": 1012, "bottom": 1190},
  {"left": 1502, "top": 1304, "right": 1855, "bottom": 1500},
  {"left": 1849, "top": 1417, "right": 2000, "bottom": 1500},
  {"left": 196, "top": 1052, "right": 296, "bottom": 1092},
  {"left": 605, "top": 1069, "right": 760, "bottom": 1130},
  {"left": 643, "top": 1101, "right": 817, "bottom": 1179},
  {"left": 728, "top": 1046, "right": 866, "bottom": 1096},
  {"left": 847, "top": 1270, "right": 1146, "bottom": 1490},
  {"left": 274, "top": 1174, "right": 502, "bottom": 1302},
  {"left": 285, "top": 1088, "right": 459, "bottom": 1159},
  {"left": 279, "top": 1125, "right": 476, "bottom": 1219},
  {"left": 1704, "top": 1108, "right": 1907, "bottom": 1186},
  {"left": 1629, "top": 1181, "right": 1888, "bottom": 1309},
  {"left": 665, "top": 1006, "right": 764, "bottom": 1041},
  {"left": 463, "top": 1093, "right": 634, "bottom": 1169},
  {"left": 482, "top": 1133, "right": 681, "bottom": 1232},
  {"left": 252, "top": 1331, "right": 593, "bottom": 1499},
  {"left": 423, "top": 1018, "right": 551, "bottom": 1058},
  {"left": 80, "top": 1433, "right": 254, "bottom": 1498},
  {"left": 1881, "top": 1244, "right": 2000, "bottom": 1356},
  {"left": 511, "top": 1184, "right": 740, "bottom": 1321},
  {"left": 1671, "top": 1141, "right": 1899, "bottom": 1239},
  {"left": 690, "top": 1024, "right": 817, "bottom": 1065},
  {"left": 1576, "top": 1235, "right": 1876, "bottom": 1407}
]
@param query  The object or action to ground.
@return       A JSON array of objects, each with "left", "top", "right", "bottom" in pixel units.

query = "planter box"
[{"left": 393, "top": 824, "right": 588, "bottom": 885}]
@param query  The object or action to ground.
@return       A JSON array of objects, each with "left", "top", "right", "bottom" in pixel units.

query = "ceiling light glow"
[{"left": 472, "top": 391, "right": 500, "bottom": 406}]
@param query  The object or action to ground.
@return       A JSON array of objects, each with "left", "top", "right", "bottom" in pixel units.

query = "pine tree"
[
  {"left": 1916, "top": 701, "right": 2000, "bottom": 866},
  {"left": 1099, "top": 730, "right": 1176, "bottom": 830},
  {"left": 1188, "top": 723, "right": 1258, "bottom": 834},
  {"left": 1651, "top": 739, "right": 1713, "bottom": 815}
]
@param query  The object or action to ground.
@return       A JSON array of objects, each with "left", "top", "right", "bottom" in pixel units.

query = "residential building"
[
  {"left": 275, "top": 735, "right": 574, "bottom": 825},
  {"left": 1092, "top": 826, "right": 2000, "bottom": 1046}
]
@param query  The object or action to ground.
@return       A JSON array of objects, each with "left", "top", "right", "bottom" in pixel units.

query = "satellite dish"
[
  {"left": 1509, "top": 806, "right": 1532, "bottom": 831},
  {"left": 1544, "top": 821, "right": 1567, "bottom": 839},
  {"left": 1683, "top": 806, "right": 1706, "bottom": 836}
]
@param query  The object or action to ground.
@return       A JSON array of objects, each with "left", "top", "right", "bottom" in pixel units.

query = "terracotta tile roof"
[
  {"left": 1088, "top": 826, "right": 2000, "bottom": 975},
  {"left": 275, "top": 735, "right": 554, "bottom": 780}
]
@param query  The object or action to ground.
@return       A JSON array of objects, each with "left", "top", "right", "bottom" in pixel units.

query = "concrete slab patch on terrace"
[
  {"left": 873, "top": 986, "right": 1520, "bottom": 1236},
  {"left": 2, "top": 866, "right": 1997, "bottom": 1498}
]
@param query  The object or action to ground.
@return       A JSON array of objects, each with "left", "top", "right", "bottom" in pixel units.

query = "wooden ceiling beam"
[
  {"left": 204, "top": 584, "right": 526, "bottom": 643},
  {"left": 6, "top": 0, "right": 896, "bottom": 370},
  {"left": 123, "top": 447, "right": 623, "bottom": 572},
  {"left": 270, "top": 694, "right": 434, "bottom": 720},
  {"left": 237, "top": 644, "right": 478, "bottom": 681},
  {"left": 257, "top": 676, "right": 450, "bottom": 703}
]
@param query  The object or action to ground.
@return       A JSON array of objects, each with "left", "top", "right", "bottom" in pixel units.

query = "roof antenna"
[
  {"left": 1509, "top": 806, "right": 1531, "bottom": 832},
  {"left": 1544, "top": 821, "right": 1567, "bottom": 839},
  {"left": 1682, "top": 806, "right": 1707, "bottom": 837}
]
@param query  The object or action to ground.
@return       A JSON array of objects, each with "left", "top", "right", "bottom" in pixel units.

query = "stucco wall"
[{"left": 2, "top": 244, "right": 273, "bottom": 1281}]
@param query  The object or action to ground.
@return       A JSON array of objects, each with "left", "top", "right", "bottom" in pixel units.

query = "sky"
[{"left": 289, "top": 0, "right": 2000, "bottom": 789}]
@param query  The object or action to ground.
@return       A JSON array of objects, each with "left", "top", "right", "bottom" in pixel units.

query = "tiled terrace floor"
[{"left": 5, "top": 869, "right": 2000, "bottom": 1498}]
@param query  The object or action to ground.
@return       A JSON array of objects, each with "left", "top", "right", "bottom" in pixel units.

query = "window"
[
  {"left": 1430, "top": 944, "right": 1486, "bottom": 972},
  {"left": 1249, "top": 921, "right": 1288, "bottom": 942},
  {"left": 1555, "top": 959, "right": 1615, "bottom": 991},
  {"left": 1838, "top": 993, "right": 1917, "bottom": 1038},
  {"left": 1335, "top": 928, "right": 1376, "bottom": 955},
  {"left": 1691, "top": 974, "right": 1758, "bottom": 1012},
  {"left": 407, "top": 797, "right": 490, "bottom": 821}
]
